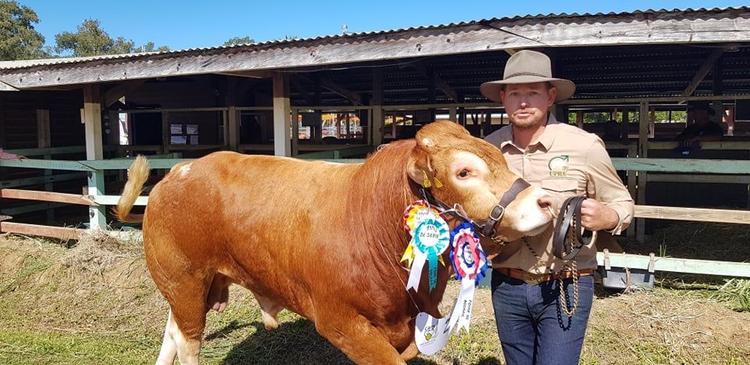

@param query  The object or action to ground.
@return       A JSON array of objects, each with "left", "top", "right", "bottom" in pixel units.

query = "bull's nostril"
[{"left": 537, "top": 196, "right": 552, "bottom": 209}]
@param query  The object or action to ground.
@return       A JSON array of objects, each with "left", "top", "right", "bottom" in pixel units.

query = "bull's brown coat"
[{"left": 116, "top": 121, "right": 550, "bottom": 364}]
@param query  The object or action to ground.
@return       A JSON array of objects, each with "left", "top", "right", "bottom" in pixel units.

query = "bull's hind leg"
[
  {"left": 252, "top": 292, "right": 284, "bottom": 330},
  {"left": 151, "top": 271, "right": 213, "bottom": 365},
  {"left": 155, "top": 310, "right": 178, "bottom": 365}
]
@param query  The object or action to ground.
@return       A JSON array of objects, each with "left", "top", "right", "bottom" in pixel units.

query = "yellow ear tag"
[
  {"left": 422, "top": 171, "right": 432, "bottom": 188},
  {"left": 433, "top": 177, "right": 443, "bottom": 188}
]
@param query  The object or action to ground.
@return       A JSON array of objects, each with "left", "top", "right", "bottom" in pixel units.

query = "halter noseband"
[{"left": 421, "top": 178, "right": 530, "bottom": 238}]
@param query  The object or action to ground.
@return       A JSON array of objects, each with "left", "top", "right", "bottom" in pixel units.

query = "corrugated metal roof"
[{"left": 0, "top": 6, "right": 747, "bottom": 71}]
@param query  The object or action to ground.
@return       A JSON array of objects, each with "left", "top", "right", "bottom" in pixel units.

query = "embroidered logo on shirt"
[{"left": 548, "top": 155, "right": 569, "bottom": 176}]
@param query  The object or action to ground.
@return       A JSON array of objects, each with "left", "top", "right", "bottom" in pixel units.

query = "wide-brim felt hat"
[{"left": 480, "top": 50, "right": 576, "bottom": 104}]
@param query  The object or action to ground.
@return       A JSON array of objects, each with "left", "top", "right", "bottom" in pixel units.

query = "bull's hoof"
[{"left": 261, "top": 312, "right": 279, "bottom": 330}]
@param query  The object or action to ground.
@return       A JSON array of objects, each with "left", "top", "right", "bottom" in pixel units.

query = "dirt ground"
[{"left": 0, "top": 232, "right": 749, "bottom": 364}]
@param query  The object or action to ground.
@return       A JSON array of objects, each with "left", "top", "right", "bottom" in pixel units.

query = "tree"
[
  {"left": 139, "top": 41, "right": 169, "bottom": 53},
  {"left": 55, "top": 19, "right": 132, "bottom": 56},
  {"left": 54, "top": 19, "right": 168, "bottom": 57},
  {"left": 0, "top": 0, "right": 46, "bottom": 60},
  {"left": 223, "top": 36, "right": 254, "bottom": 46}
]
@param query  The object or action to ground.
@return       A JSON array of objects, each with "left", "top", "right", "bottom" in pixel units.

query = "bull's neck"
[
  {"left": 344, "top": 141, "right": 449, "bottom": 316},
  {"left": 345, "top": 141, "right": 417, "bottom": 255}
]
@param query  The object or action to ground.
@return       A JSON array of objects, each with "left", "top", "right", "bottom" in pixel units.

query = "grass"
[
  {"left": 712, "top": 279, "right": 750, "bottom": 312},
  {"left": 1, "top": 231, "right": 750, "bottom": 364}
]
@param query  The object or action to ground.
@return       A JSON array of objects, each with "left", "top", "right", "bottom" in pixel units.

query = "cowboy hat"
[{"left": 480, "top": 50, "right": 576, "bottom": 104}]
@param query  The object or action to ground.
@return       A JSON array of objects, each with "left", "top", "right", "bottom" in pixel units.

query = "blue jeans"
[{"left": 491, "top": 270, "right": 594, "bottom": 365}]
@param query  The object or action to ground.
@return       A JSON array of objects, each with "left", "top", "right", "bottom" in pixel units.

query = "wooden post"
[
  {"left": 291, "top": 109, "right": 299, "bottom": 156},
  {"left": 0, "top": 96, "right": 5, "bottom": 147},
  {"left": 636, "top": 101, "right": 650, "bottom": 242},
  {"left": 83, "top": 85, "right": 106, "bottom": 230},
  {"left": 273, "top": 72, "right": 291, "bottom": 156},
  {"left": 107, "top": 110, "right": 120, "bottom": 149},
  {"left": 225, "top": 77, "right": 240, "bottom": 151},
  {"left": 449, "top": 107, "right": 457, "bottom": 122},
  {"left": 227, "top": 106, "right": 239, "bottom": 150},
  {"left": 36, "top": 109, "right": 54, "bottom": 223},
  {"left": 622, "top": 110, "right": 635, "bottom": 238},
  {"left": 161, "top": 111, "right": 170, "bottom": 154},
  {"left": 371, "top": 69, "right": 384, "bottom": 146}
]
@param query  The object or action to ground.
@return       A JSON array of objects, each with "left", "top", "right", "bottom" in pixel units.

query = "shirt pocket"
[{"left": 541, "top": 178, "right": 579, "bottom": 198}]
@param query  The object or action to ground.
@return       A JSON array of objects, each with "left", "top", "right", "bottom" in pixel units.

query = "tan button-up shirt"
[{"left": 484, "top": 115, "right": 634, "bottom": 273}]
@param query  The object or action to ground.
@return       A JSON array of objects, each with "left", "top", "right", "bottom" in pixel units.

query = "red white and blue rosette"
[{"left": 449, "top": 223, "right": 489, "bottom": 286}]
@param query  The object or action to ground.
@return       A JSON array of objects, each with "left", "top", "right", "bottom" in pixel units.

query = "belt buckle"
[{"left": 523, "top": 272, "right": 549, "bottom": 285}]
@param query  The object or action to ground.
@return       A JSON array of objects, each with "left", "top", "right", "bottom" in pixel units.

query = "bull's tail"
[{"left": 115, "top": 155, "right": 150, "bottom": 223}]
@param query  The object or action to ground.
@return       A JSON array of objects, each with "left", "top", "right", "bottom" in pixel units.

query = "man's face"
[{"left": 499, "top": 82, "right": 557, "bottom": 129}]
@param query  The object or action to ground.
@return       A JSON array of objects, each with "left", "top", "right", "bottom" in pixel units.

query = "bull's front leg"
[{"left": 315, "top": 312, "right": 407, "bottom": 365}]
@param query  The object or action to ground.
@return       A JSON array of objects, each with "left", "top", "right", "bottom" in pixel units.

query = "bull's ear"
[
  {"left": 416, "top": 136, "right": 436, "bottom": 151},
  {"left": 406, "top": 147, "right": 429, "bottom": 187}
]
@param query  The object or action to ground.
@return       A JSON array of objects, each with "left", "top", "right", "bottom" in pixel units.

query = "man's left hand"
[{"left": 580, "top": 198, "right": 619, "bottom": 231}]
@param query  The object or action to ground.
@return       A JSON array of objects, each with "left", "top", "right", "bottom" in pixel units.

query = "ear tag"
[
  {"left": 433, "top": 177, "right": 443, "bottom": 188},
  {"left": 422, "top": 171, "right": 432, "bottom": 188}
]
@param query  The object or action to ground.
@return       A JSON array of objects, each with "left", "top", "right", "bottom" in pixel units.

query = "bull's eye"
[{"left": 457, "top": 169, "right": 470, "bottom": 179}]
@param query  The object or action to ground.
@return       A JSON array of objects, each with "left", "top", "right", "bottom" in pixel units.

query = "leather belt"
[{"left": 495, "top": 267, "right": 594, "bottom": 284}]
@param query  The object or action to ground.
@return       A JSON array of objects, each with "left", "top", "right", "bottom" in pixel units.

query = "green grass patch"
[
  {"left": 0, "top": 329, "right": 158, "bottom": 365},
  {"left": 712, "top": 279, "right": 750, "bottom": 312}
]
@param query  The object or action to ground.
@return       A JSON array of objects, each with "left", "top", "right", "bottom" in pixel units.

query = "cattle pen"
[
  {"left": 2, "top": 6, "right": 750, "bottom": 364},
  {"left": 2, "top": 153, "right": 750, "bottom": 284},
  {"left": 2, "top": 8, "right": 750, "bottom": 286}
]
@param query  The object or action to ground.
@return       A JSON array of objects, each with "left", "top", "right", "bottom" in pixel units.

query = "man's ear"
[{"left": 547, "top": 86, "right": 557, "bottom": 107}]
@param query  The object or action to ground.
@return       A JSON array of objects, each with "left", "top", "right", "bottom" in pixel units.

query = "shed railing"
[{"left": 1, "top": 156, "right": 749, "bottom": 278}]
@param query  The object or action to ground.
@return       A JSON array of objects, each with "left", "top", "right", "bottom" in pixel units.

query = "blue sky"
[{"left": 19, "top": 0, "right": 750, "bottom": 51}]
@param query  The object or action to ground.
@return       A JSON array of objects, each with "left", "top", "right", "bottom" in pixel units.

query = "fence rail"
[{"left": 1, "top": 156, "right": 749, "bottom": 278}]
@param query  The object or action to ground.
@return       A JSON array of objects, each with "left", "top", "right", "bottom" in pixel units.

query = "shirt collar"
[{"left": 500, "top": 113, "right": 559, "bottom": 152}]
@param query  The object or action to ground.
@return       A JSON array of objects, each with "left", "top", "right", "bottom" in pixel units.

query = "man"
[
  {"left": 480, "top": 50, "right": 634, "bottom": 365},
  {"left": 675, "top": 101, "right": 724, "bottom": 155}
]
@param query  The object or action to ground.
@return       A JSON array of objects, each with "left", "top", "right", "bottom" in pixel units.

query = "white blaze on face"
[
  {"left": 508, "top": 186, "right": 552, "bottom": 236},
  {"left": 448, "top": 150, "right": 551, "bottom": 236}
]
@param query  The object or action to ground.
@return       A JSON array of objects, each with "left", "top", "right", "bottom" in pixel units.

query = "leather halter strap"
[
  {"left": 475, "top": 178, "right": 530, "bottom": 237},
  {"left": 421, "top": 178, "right": 530, "bottom": 238},
  {"left": 552, "top": 196, "right": 593, "bottom": 261}
]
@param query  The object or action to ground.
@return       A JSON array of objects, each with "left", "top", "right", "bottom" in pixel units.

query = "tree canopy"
[
  {"left": 223, "top": 36, "right": 254, "bottom": 46},
  {"left": 0, "top": 0, "right": 46, "bottom": 60},
  {"left": 2, "top": 3, "right": 170, "bottom": 60},
  {"left": 55, "top": 19, "right": 169, "bottom": 57}
]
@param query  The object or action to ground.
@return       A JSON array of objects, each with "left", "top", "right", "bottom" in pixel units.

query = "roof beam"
[
  {"left": 290, "top": 77, "right": 316, "bottom": 106},
  {"left": 320, "top": 76, "right": 362, "bottom": 105},
  {"left": 412, "top": 63, "right": 457, "bottom": 101},
  {"left": 216, "top": 70, "right": 274, "bottom": 79},
  {"left": 0, "top": 80, "right": 18, "bottom": 91},
  {"left": 103, "top": 80, "right": 145, "bottom": 107},
  {"left": 681, "top": 48, "right": 725, "bottom": 98}
]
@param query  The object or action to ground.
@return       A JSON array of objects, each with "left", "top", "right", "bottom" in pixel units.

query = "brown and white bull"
[{"left": 116, "top": 121, "right": 551, "bottom": 365}]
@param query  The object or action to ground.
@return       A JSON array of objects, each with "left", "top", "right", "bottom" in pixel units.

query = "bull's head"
[{"left": 407, "top": 121, "right": 552, "bottom": 242}]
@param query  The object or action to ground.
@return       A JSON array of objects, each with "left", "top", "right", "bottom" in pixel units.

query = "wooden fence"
[{"left": 1, "top": 154, "right": 749, "bottom": 279}]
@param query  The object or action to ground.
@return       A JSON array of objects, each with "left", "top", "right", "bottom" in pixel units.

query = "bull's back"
[{"left": 142, "top": 152, "right": 359, "bottom": 305}]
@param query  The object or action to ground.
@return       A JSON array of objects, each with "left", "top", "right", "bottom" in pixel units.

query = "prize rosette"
[
  {"left": 449, "top": 223, "right": 489, "bottom": 286},
  {"left": 401, "top": 200, "right": 440, "bottom": 268},
  {"left": 444, "top": 223, "right": 489, "bottom": 333},
  {"left": 401, "top": 201, "right": 450, "bottom": 292},
  {"left": 402, "top": 200, "right": 441, "bottom": 233}
]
